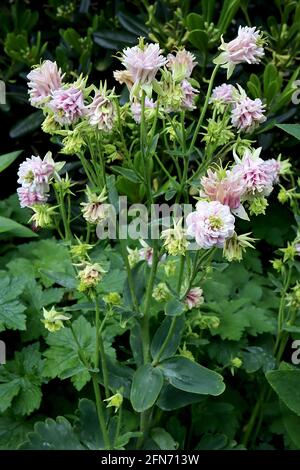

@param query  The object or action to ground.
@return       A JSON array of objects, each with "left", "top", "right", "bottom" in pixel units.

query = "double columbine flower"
[
  {"left": 214, "top": 26, "right": 265, "bottom": 78},
  {"left": 81, "top": 187, "right": 108, "bottom": 224},
  {"left": 27, "top": 60, "right": 64, "bottom": 107}
]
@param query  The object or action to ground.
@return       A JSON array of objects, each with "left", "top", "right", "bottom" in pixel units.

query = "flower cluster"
[{"left": 17, "top": 151, "right": 63, "bottom": 208}]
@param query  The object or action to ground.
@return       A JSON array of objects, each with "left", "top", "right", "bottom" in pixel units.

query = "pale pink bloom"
[
  {"left": 49, "top": 86, "right": 85, "bottom": 125},
  {"left": 200, "top": 168, "right": 246, "bottom": 210},
  {"left": 231, "top": 96, "right": 266, "bottom": 132},
  {"left": 85, "top": 92, "right": 116, "bottom": 132},
  {"left": 295, "top": 243, "right": 300, "bottom": 255},
  {"left": 121, "top": 43, "right": 167, "bottom": 85},
  {"left": 181, "top": 79, "right": 198, "bottom": 110},
  {"left": 113, "top": 70, "right": 134, "bottom": 90},
  {"left": 233, "top": 148, "right": 274, "bottom": 196},
  {"left": 81, "top": 202, "right": 107, "bottom": 224},
  {"left": 167, "top": 49, "right": 197, "bottom": 79},
  {"left": 17, "top": 186, "right": 47, "bottom": 208},
  {"left": 215, "top": 26, "right": 264, "bottom": 77},
  {"left": 185, "top": 287, "right": 204, "bottom": 309},
  {"left": 17, "top": 154, "right": 55, "bottom": 190},
  {"left": 262, "top": 159, "right": 281, "bottom": 185},
  {"left": 138, "top": 240, "right": 154, "bottom": 266},
  {"left": 186, "top": 200, "right": 235, "bottom": 249},
  {"left": 210, "top": 83, "right": 234, "bottom": 104},
  {"left": 130, "top": 97, "right": 156, "bottom": 123},
  {"left": 27, "top": 60, "right": 64, "bottom": 107}
]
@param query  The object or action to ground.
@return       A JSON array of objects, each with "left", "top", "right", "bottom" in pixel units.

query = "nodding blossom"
[
  {"left": 200, "top": 168, "right": 246, "bottom": 210},
  {"left": 138, "top": 240, "right": 154, "bottom": 266},
  {"left": 214, "top": 26, "right": 264, "bottom": 78},
  {"left": 81, "top": 187, "right": 108, "bottom": 225},
  {"left": 121, "top": 41, "right": 167, "bottom": 86},
  {"left": 27, "top": 60, "right": 64, "bottom": 108},
  {"left": 130, "top": 97, "right": 156, "bottom": 123},
  {"left": 167, "top": 49, "right": 197, "bottom": 80},
  {"left": 17, "top": 186, "right": 48, "bottom": 208},
  {"left": 186, "top": 200, "right": 235, "bottom": 249},
  {"left": 233, "top": 148, "right": 280, "bottom": 197},
  {"left": 231, "top": 94, "right": 266, "bottom": 132},
  {"left": 181, "top": 79, "right": 199, "bottom": 110},
  {"left": 185, "top": 287, "right": 204, "bottom": 310},
  {"left": 48, "top": 86, "right": 85, "bottom": 125},
  {"left": 210, "top": 83, "right": 235, "bottom": 104},
  {"left": 85, "top": 92, "right": 116, "bottom": 132},
  {"left": 113, "top": 70, "right": 135, "bottom": 91}
]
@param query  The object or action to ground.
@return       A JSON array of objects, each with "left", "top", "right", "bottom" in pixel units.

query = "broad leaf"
[
  {"left": 266, "top": 369, "right": 300, "bottom": 416},
  {"left": 130, "top": 364, "right": 164, "bottom": 412}
]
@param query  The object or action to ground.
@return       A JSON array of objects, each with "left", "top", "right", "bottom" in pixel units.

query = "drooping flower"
[
  {"left": 113, "top": 70, "right": 134, "bottom": 91},
  {"left": 200, "top": 168, "right": 246, "bottom": 210},
  {"left": 138, "top": 240, "right": 154, "bottom": 266},
  {"left": 231, "top": 95, "right": 266, "bottom": 132},
  {"left": 186, "top": 200, "right": 235, "bottom": 249},
  {"left": 233, "top": 148, "right": 276, "bottom": 197},
  {"left": 81, "top": 187, "right": 108, "bottom": 224},
  {"left": 104, "top": 392, "right": 123, "bottom": 413},
  {"left": 29, "top": 204, "right": 57, "bottom": 228},
  {"left": 130, "top": 97, "right": 156, "bottom": 123},
  {"left": 161, "top": 218, "right": 189, "bottom": 256},
  {"left": 49, "top": 86, "right": 85, "bottom": 125},
  {"left": 121, "top": 41, "right": 167, "bottom": 86},
  {"left": 167, "top": 49, "right": 197, "bottom": 80},
  {"left": 223, "top": 232, "right": 256, "bottom": 262},
  {"left": 27, "top": 60, "right": 64, "bottom": 107},
  {"left": 210, "top": 83, "right": 234, "bottom": 104},
  {"left": 185, "top": 287, "right": 204, "bottom": 309},
  {"left": 152, "top": 282, "right": 170, "bottom": 302},
  {"left": 214, "top": 26, "right": 264, "bottom": 78},
  {"left": 181, "top": 79, "right": 199, "bottom": 110},
  {"left": 41, "top": 306, "right": 70, "bottom": 332},
  {"left": 85, "top": 91, "right": 116, "bottom": 132},
  {"left": 17, "top": 186, "right": 47, "bottom": 208},
  {"left": 78, "top": 262, "right": 106, "bottom": 293}
]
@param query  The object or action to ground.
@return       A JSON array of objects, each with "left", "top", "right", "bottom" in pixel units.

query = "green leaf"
[
  {"left": 0, "top": 272, "right": 26, "bottom": 332},
  {"left": 111, "top": 166, "right": 143, "bottom": 183},
  {"left": 0, "top": 414, "right": 34, "bottom": 450},
  {"left": 186, "top": 13, "right": 204, "bottom": 31},
  {"left": 43, "top": 316, "right": 95, "bottom": 391},
  {"left": 281, "top": 402, "right": 300, "bottom": 449},
  {"left": 157, "top": 384, "right": 203, "bottom": 410},
  {"left": 0, "top": 344, "right": 44, "bottom": 415},
  {"left": 188, "top": 30, "right": 208, "bottom": 52},
  {"left": 0, "top": 150, "right": 22, "bottom": 173},
  {"left": 39, "top": 269, "right": 77, "bottom": 289},
  {"left": 93, "top": 31, "right": 136, "bottom": 50},
  {"left": 151, "top": 315, "right": 185, "bottom": 362},
  {"left": 0, "top": 216, "right": 37, "bottom": 238},
  {"left": 164, "top": 298, "right": 185, "bottom": 316},
  {"left": 151, "top": 428, "right": 177, "bottom": 450},
  {"left": 9, "top": 111, "right": 44, "bottom": 139},
  {"left": 75, "top": 399, "right": 104, "bottom": 450},
  {"left": 117, "top": 11, "right": 148, "bottom": 36},
  {"left": 276, "top": 124, "right": 300, "bottom": 140},
  {"left": 20, "top": 417, "right": 85, "bottom": 450},
  {"left": 159, "top": 356, "right": 225, "bottom": 396},
  {"left": 266, "top": 369, "right": 300, "bottom": 416},
  {"left": 130, "top": 364, "right": 164, "bottom": 412}
]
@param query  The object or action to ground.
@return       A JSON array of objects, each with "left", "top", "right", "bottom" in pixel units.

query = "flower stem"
[{"left": 95, "top": 297, "right": 110, "bottom": 400}]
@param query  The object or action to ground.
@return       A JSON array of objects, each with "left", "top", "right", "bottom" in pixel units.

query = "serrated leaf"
[{"left": 0, "top": 272, "right": 26, "bottom": 331}]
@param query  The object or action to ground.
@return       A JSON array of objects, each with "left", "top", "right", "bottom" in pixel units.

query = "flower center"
[{"left": 209, "top": 215, "right": 223, "bottom": 230}]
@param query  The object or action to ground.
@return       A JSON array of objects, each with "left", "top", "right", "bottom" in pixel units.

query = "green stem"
[
  {"left": 95, "top": 298, "right": 110, "bottom": 400},
  {"left": 188, "top": 64, "right": 220, "bottom": 154},
  {"left": 113, "top": 406, "right": 123, "bottom": 448},
  {"left": 177, "top": 255, "right": 185, "bottom": 293},
  {"left": 115, "top": 99, "right": 130, "bottom": 162},
  {"left": 119, "top": 238, "right": 140, "bottom": 312},
  {"left": 140, "top": 91, "right": 153, "bottom": 206},
  {"left": 152, "top": 316, "right": 177, "bottom": 366}
]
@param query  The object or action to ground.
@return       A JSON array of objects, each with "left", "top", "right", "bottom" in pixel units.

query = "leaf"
[
  {"left": 111, "top": 166, "right": 143, "bottom": 183},
  {"left": 266, "top": 369, "right": 300, "bottom": 416},
  {"left": 164, "top": 298, "right": 185, "bottom": 316},
  {"left": 276, "top": 124, "right": 300, "bottom": 140},
  {"left": 9, "top": 111, "right": 44, "bottom": 139},
  {"left": 0, "top": 216, "right": 37, "bottom": 238},
  {"left": 75, "top": 399, "right": 104, "bottom": 450},
  {"left": 0, "top": 344, "right": 44, "bottom": 415},
  {"left": 117, "top": 11, "right": 148, "bottom": 36},
  {"left": 43, "top": 316, "right": 95, "bottom": 391},
  {"left": 188, "top": 30, "right": 208, "bottom": 52},
  {"left": 0, "top": 273, "right": 26, "bottom": 332},
  {"left": 0, "top": 414, "right": 34, "bottom": 450},
  {"left": 157, "top": 384, "right": 203, "bottom": 410},
  {"left": 0, "top": 150, "right": 22, "bottom": 173},
  {"left": 151, "top": 315, "right": 185, "bottom": 362},
  {"left": 93, "top": 31, "right": 136, "bottom": 50},
  {"left": 39, "top": 269, "right": 77, "bottom": 289},
  {"left": 151, "top": 428, "right": 177, "bottom": 450},
  {"left": 130, "top": 364, "right": 164, "bottom": 412},
  {"left": 20, "top": 417, "right": 85, "bottom": 450},
  {"left": 158, "top": 356, "right": 225, "bottom": 396},
  {"left": 281, "top": 402, "right": 300, "bottom": 449}
]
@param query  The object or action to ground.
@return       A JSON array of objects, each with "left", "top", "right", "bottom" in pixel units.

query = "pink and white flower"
[
  {"left": 200, "top": 168, "right": 246, "bottom": 210},
  {"left": 131, "top": 97, "right": 156, "bottom": 123},
  {"left": 17, "top": 152, "right": 56, "bottom": 193},
  {"left": 262, "top": 158, "right": 281, "bottom": 185},
  {"left": 138, "top": 240, "right": 154, "bottom": 266},
  {"left": 210, "top": 83, "right": 234, "bottom": 104},
  {"left": 181, "top": 79, "right": 199, "bottom": 110},
  {"left": 85, "top": 92, "right": 116, "bottom": 132},
  {"left": 167, "top": 49, "right": 197, "bottom": 79},
  {"left": 185, "top": 287, "right": 204, "bottom": 309},
  {"left": 17, "top": 186, "right": 47, "bottom": 208},
  {"left": 27, "top": 60, "right": 64, "bottom": 108},
  {"left": 49, "top": 86, "right": 85, "bottom": 125},
  {"left": 233, "top": 148, "right": 277, "bottom": 197},
  {"left": 231, "top": 95, "right": 266, "bottom": 132},
  {"left": 186, "top": 200, "right": 235, "bottom": 249},
  {"left": 215, "top": 26, "right": 264, "bottom": 78},
  {"left": 121, "top": 42, "right": 167, "bottom": 85}
]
